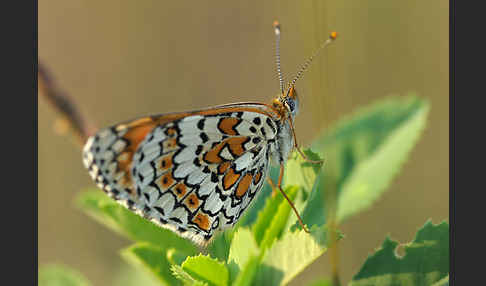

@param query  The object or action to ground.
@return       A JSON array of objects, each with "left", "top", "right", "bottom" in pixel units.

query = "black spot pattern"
[
  {"left": 211, "top": 172, "right": 219, "bottom": 183},
  {"left": 197, "top": 119, "right": 205, "bottom": 130},
  {"left": 200, "top": 133, "right": 209, "bottom": 143}
]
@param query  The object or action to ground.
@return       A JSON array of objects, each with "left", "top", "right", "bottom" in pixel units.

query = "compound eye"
[{"left": 285, "top": 98, "right": 295, "bottom": 112}]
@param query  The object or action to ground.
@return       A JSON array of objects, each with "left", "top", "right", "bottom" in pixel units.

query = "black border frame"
[{"left": 3, "top": 0, "right": 37, "bottom": 284}]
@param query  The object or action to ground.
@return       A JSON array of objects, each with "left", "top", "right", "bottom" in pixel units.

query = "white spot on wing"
[
  {"left": 233, "top": 152, "right": 254, "bottom": 172},
  {"left": 139, "top": 143, "right": 161, "bottom": 163},
  {"left": 156, "top": 192, "right": 175, "bottom": 213},
  {"left": 98, "top": 134, "right": 117, "bottom": 152},
  {"left": 179, "top": 133, "right": 203, "bottom": 145},
  {"left": 173, "top": 161, "right": 198, "bottom": 179},
  {"left": 203, "top": 117, "right": 220, "bottom": 131},
  {"left": 169, "top": 207, "right": 189, "bottom": 225},
  {"left": 178, "top": 115, "right": 204, "bottom": 132},
  {"left": 174, "top": 146, "right": 197, "bottom": 164},
  {"left": 203, "top": 190, "right": 224, "bottom": 214},
  {"left": 187, "top": 169, "right": 207, "bottom": 185},
  {"left": 220, "top": 146, "right": 233, "bottom": 161},
  {"left": 197, "top": 175, "right": 217, "bottom": 197},
  {"left": 235, "top": 121, "right": 253, "bottom": 136},
  {"left": 111, "top": 140, "right": 127, "bottom": 153},
  {"left": 224, "top": 199, "right": 239, "bottom": 218},
  {"left": 143, "top": 185, "right": 159, "bottom": 205}
]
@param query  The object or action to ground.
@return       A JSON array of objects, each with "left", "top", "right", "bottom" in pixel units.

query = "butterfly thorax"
[
  {"left": 267, "top": 85, "right": 299, "bottom": 166},
  {"left": 268, "top": 119, "right": 294, "bottom": 167}
]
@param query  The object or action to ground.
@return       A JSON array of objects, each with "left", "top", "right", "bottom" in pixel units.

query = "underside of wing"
[{"left": 82, "top": 105, "right": 280, "bottom": 245}]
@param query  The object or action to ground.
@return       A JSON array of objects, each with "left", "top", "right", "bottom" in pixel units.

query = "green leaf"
[
  {"left": 75, "top": 189, "right": 197, "bottom": 254},
  {"left": 306, "top": 278, "right": 332, "bottom": 286},
  {"left": 351, "top": 220, "right": 449, "bottom": 286},
  {"left": 227, "top": 228, "right": 260, "bottom": 284},
  {"left": 206, "top": 231, "right": 232, "bottom": 263},
  {"left": 121, "top": 242, "right": 181, "bottom": 286},
  {"left": 232, "top": 255, "right": 261, "bottom": 286},
  {"left": 254, "top": 226, "right": 337, "bottom": 286},
  {"left": 179, "top": 254, "right": 229, "bottom": 286},
  {"left": 171, "top": 265, "right": 207, "bottom": 286},
  {"left": 335, "top": 96, "right": 430, "bottom": 222},
  {"left": 39, "top": 264, "right": 91, "bottom": 286},
  {"left": 284, "top": 150, "right": 323, "bottom": 231},
  {"left": 302, "top": 95, "right": 429, "bottom": 225},
  {"left": 113, "top": 262, "right": 162, "bottom": 286},
  {"left": 260, "top": 186, "right": 299, "bottom": 249},
  {"left": 251, "top": 186, "right": 299, "bottom": 248},
  {"left": 228, "top": 228, "right": 259, "bottom": 268},
  {"left": 284, "top": 149, "right": 323, "bottom": 195},
  {"left": 167, "top": 248, "right": 191, "bottom": 266},
  {"left": 292, "top": 171, "right": 326, "bottom": 231},
  {"left": 431, "top": 275, "right": 449, "bottom": 286}
]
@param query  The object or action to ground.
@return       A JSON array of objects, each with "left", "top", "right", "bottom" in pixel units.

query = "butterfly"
[{"left": 82, "top": 22, "right": 337, "bottom": 246}]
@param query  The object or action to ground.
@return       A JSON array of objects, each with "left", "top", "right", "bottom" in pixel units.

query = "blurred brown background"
[{"left": 39, "top": 1, "right": 448, "bottom": 285}]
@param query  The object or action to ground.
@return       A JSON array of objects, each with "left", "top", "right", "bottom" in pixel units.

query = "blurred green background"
[{"left": 39, "top": 1, "right": 448, "bottom": 285}]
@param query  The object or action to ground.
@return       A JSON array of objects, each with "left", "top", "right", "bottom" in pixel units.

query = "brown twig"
[{"left": 38, "top": 61, "right": 97, "bottom": 147}]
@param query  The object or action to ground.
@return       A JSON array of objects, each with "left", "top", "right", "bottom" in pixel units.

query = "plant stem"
[
  {"left": 322, "top": 166, "right": 341, "bottom": 286},
  {"left": 329, "top": 219, "right": 341, "bottom": 286}
]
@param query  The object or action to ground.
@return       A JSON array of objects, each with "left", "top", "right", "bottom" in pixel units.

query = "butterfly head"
[{"left": 272, "top": 85, "right": 299, "bottom": 119}]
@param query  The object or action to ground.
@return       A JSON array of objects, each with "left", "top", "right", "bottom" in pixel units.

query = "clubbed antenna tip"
[
  {"left": 273, "top": 20, "right": 281, "bottom": 33},
  {"left": 330, "top": 31, "right": 338, "bottom": 40},
  {"left": 290, "top": 30, "right": 338, "bottom": 86}
]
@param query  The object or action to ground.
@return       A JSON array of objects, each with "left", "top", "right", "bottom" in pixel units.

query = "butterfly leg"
[
  {"left": 288, "top": 118, "right": 324, "bottom": 165},
  {"left": 273, "top": 163, "right": 310, "bottom": 233},
  {"left": 266, "top": 176, "right": 279, "bottom": 197}
]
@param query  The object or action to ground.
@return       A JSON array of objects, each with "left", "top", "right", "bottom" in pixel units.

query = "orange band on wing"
[
  {"left": 172, "top": 182, "right": 188, "bottom": 198},
  {"left": 204, "top": 136, "right": 249, "bottom": 164},
  {"left": 218, "top": 161, "right": 231, "bottom": 174},
  {"left": 193, "top": 212, "right": 210, "bottom": 231},
  {"left": 183, "top": 193, "right": 201, "bottom": 211},
  {"left": 223, "top": 168, "right": 241, "bottom": 190},
  {"left": 236, "top": 173, "right": 252, "bottom": 199},
  {"left": 189, "top": 106, "right": 278, "bottom": 119},
  {"left": 160, "top": 172, "right": 175, "bottom": 189},
  {"left": 227, "top": 137, "right": 248, "bottom": 156},
  {"left": 218, "top": 117, "right": 241, "bottom": 135},
  {"left": 204, "top": 142, "right": 225, "bottom": 164},
  {"left": 118, "top": 119, "right": 158, "bottom": 187},
  {"left": 159, "top": 153, "right": 174, "bottom": 170},
  {"left": 254, "top": 171, "right": 262, "bottom": 184}
]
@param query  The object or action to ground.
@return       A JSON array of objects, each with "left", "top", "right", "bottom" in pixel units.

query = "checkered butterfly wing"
[{"left": 82, "top": 104, "right": 279, "bottom": 245}]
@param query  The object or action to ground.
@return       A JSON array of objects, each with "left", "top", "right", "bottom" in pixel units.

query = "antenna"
[
  {"left": 273, "top": 21, "right": 284, "bottom": 94},
  {"left": 290, "top": 31, "right": 338, "bottom": 87}
]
